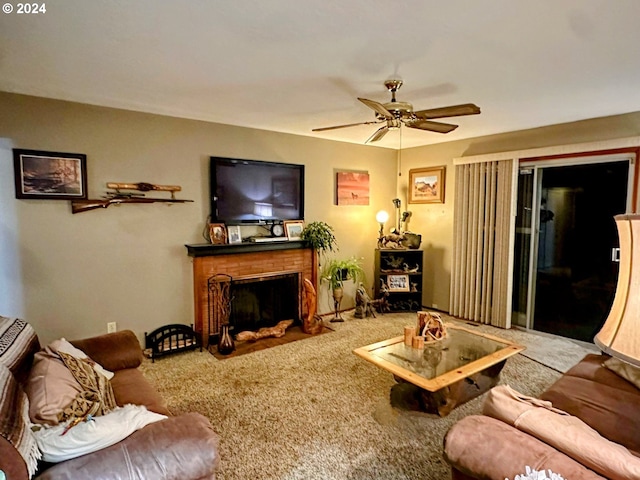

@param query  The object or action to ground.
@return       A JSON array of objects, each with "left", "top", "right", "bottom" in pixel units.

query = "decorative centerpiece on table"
[
  {"left": 416, "top": 311, "right": 447, "bottom": 344},
  {"left": 403, "top": 311, "right": 447, "bottom": 350}
]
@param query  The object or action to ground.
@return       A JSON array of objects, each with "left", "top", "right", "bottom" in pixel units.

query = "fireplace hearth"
[{"left": 186, "top": 241, "right": 317, "bottom": 348}]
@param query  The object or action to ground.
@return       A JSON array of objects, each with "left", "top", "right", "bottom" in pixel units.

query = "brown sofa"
[
  {"left": 0, "top": 320, "right": 219, "bottom": 480},
  {"left": 444, "top": 353, "right": 640, "bottom": 479}
]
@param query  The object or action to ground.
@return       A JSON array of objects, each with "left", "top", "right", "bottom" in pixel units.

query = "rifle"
[
  {"left": 71, "top": 182, "right": 194, "bottom": 214},
  {"left": 71, "top": 195, "right": 194, "bottom": 214}
]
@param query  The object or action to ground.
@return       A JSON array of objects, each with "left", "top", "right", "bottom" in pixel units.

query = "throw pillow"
[
  {"left": 56, "top": 351, "right": 116, "bottom": 423},
  {"left": 33, "top": 404, "right": 167, "bottom": 463},
  {"left": 603, "top": 357, "right": 640, "bottom": 389},
  {"left": 25, "top": 350, "right": 82, "bottom": 425},
  {"left": 25, "top": 338, "right": 116, "bottom": 426},
  {"left": 0, "top": 364, "right": 41, "bottom": 477},
  {"left": 48, "top": 338, "right": 114, "bottom": 380}
]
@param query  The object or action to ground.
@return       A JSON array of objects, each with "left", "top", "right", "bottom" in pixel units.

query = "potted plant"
[
  {"left": 301, "top": 221, "right": 338, "bottom": 258},
  {"left": 321, "top": 257, "right": 366, "bottom": 290},
  {"left": 321, "top": 256, "right": 366, "bottom": 322}
]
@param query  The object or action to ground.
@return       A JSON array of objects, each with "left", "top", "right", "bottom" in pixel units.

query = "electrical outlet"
[
  {"left": 107, "top": 322, "right": 117, "bottom": 333},
  {"left": 432, "top": 304, "right": 438, "bottom": 310}
]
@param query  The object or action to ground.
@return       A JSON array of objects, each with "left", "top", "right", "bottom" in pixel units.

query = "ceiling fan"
[{"left": 312, "top": 79, "right": 481, "bottom": 143}]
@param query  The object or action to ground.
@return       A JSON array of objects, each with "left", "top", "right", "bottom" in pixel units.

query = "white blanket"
[{"left": 33, "top": 404, "right": 167, "bottom": 463}]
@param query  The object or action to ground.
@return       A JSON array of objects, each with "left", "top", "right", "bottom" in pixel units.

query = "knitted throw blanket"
[
  {"left": 57, "top": 351, "right": 116, "bottom": 424},
  {"left": 0, "top": 364, "right": 41, "bottom": 477}
]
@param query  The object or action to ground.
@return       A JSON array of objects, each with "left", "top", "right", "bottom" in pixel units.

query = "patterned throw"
[
  {"left": 56, "top": 351, "right": 116, "bottom": 424},
  {"left": 0, "top": 364, "right": 41, "bottom": 477},
  {"left": 0, "top": 316, "right": 39, "bottom": 383}
]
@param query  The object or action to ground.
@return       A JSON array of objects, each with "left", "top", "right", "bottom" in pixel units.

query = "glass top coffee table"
[{"left": 353, "top": 324, "right": 525, "bottom": 416}]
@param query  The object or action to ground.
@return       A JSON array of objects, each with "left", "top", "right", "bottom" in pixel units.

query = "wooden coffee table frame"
[{"left": 354, "top": 325, "right": 525, "bottom": 416}]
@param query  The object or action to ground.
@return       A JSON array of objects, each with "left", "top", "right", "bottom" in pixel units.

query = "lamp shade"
[
  {"left": 594, "top": 214, "right": 640, "bottom": 366},
  {"left": 376, "top": 210, "right": 389, "bottom": 224}
]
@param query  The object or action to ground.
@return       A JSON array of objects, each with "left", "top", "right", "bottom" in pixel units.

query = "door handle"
[{"left": 612, "top": 247, "right": 621, "bottom": 262}]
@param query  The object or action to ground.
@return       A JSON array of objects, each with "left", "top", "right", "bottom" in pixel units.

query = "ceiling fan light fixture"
[{"left": 312, "top": 79, "right": 481, "bottom": 143}]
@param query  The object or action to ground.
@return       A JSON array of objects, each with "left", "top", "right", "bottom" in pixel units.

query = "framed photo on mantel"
[
  {"left": 227, "top": 225, "right": 242, "bottom": 244},
  {"left": 209, "top": 223, "right": 227, "bottom": 245}
]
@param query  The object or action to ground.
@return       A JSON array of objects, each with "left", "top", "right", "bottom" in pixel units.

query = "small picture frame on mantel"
[
  {"left": 227, "top": 225, "right": 242, "bottom": 244},
  {"left": 209, "top": 223, "right": 227, "bottom": 245},
  {"left": 284, "top": 220, "right": 304, "bottom": 240}
]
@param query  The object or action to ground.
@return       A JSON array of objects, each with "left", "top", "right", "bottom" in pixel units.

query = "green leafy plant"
[
  {"left": 301, "top": 221, "right": 338, "bottom": 256},
  {"left": 321, "top": 256, "right": 366, "bottom": 290}
]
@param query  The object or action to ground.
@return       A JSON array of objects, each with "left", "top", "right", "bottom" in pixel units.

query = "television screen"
[{"left": 210, "top": 157, "right": 304, "bottom": 225}]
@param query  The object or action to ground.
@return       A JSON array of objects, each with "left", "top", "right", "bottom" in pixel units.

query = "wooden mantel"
[{"left": 185, "top": 241, "right": 318, "bottom": 347}]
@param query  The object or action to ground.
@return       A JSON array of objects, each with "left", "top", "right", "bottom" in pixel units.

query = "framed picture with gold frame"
[
  {"left": 209, "top": 223, "right": 227, "bottom": 244},
  {"left": 284, "top": 220, "right": 305, "bottom": 240},
  {"left": 408, "top": 166, "right": 445, "bottom": 204}
]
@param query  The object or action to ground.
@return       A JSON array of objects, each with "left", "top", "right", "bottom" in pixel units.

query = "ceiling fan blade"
[
  {"left": 413, "top": 103, "right": 481, "bottom": 119},
  {"left": 358, "top": 97, "right": 394, "bottom": 120},
  {"left": 312, "top": 120, "right": 381, "bottom": 132},
  {"left": 406, "top": 120, "right": 458, "bottom": 134},
  {"left": 366, "top": 126, "right": 389, "bottom": 143}
]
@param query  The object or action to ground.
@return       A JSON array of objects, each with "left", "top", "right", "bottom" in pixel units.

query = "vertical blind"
[{"left": 450, "top": 159, "right": 514, "bottom": 327}]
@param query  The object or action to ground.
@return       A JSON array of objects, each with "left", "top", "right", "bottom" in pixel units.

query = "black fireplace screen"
[{"left": 207, "top": 272, "right": 300, "bottom": 343}]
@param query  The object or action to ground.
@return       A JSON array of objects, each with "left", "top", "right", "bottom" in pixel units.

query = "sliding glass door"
[{"left": 512, "top": 156, "right": 633, "bottom": 342}]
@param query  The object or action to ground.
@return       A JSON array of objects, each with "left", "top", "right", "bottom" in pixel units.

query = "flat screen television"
[{"left": 210, "top": 157, "right": 305, "bottom": 225}]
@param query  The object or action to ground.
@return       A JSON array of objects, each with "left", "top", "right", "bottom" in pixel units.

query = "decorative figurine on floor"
[
  {"left": 371, "top": 280, "right": 391, "bottom": 314},
  {"left": 355, "top": 282, "right": 377, "bottom": 318}
]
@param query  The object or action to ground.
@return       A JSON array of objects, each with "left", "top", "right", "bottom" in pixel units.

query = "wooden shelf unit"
[{"left": 374, "top": 249, "right": 424, "bottom": 312}]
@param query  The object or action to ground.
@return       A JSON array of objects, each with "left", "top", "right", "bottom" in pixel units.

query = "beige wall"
[
  {"left": 399, "top": 111, "right": 640, "bottom": 312},
  {"left": 3, "top": 91, "right": 640, "bottom": 344},
  {"left": 0, "top": 92, "right": 396, "bottom": 344}
]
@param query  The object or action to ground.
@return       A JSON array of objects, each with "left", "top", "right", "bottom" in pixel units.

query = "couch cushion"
[
  {"left": 444, "top": 415, "right": 606, "bottom": 480},
  {"left": 484, "top": 385, "right": 640, "bottom": 480},
  {"left": 110, "top": 368, "right": 171, "bottom": 416},
  {"left": 563, "top": 354, "right": 640, "bottom": 393},
  {"left": 541, "top": 374, "right": 640, "bottom": 455},
  {"left": 70, "top": 330, "right": 143, "bottom": 372}
]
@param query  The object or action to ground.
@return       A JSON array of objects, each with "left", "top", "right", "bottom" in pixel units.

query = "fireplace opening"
[{"left": 230, "top": 273, "right": 300, "bottom": 334}]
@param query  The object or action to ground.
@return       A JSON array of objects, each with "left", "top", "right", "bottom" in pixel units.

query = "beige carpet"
[{"left": 140, "top": 312, "right": 584, "bottom": 480}]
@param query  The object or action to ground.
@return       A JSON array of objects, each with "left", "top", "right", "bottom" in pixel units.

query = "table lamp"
[
  {"left": 376, "top": 210, "right": 389, "bottom": 239},
  {"left": 594, "top": 214, "right": 640, "bottom": 366}
]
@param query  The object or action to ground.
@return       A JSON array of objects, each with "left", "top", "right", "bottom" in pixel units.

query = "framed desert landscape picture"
[{"left": 409, "top": 166, "right": 445, "bottom": 204}]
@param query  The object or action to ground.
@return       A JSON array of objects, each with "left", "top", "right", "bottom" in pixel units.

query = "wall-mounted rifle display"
[{"left": 71, "top": 182, "right": 193, "bottom": 214}]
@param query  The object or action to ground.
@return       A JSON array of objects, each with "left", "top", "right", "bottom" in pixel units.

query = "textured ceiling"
[{"left": 1, "top": 0, "right": 640, "bottom": 149}]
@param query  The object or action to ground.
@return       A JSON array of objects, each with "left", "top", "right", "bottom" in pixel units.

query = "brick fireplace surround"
[{"left": 186, "top": 241, "right": 317, "bottom": 347}]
